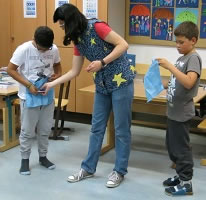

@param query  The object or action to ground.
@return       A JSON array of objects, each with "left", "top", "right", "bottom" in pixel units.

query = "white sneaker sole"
[{"left": 67, "top": 174, "right": 94, "bottom": 183}]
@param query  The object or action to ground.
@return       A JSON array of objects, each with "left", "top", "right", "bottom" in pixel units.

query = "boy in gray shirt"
[{"left": 157, "top": 21, "right": 202, "bottom": 196}]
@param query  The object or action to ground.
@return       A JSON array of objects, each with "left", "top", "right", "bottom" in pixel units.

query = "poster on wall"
[
  {"left": 23, "top": 0, "right": 37, "bottom": 18},
  {"left": 200, "top": 5, "right": 206, "bottom": 38},
  {"left": 55, "top": 0, "right": 69, "bottom": 10},
  {"left": 176, "top": 0, "right": 198, "bottom": 8},
  {"left": 151, "top": 7, "right": 174, "bottom": 41},
  {"left": 174, "top": 8, "right": 198, "bottom": 29},
  {"left": 127, "top": 0, "right": 205, "bottom": 45},
  {"left": 129, "top": 4, "right": 151, "bottom": 36},
  {"left": 83, "top": 0, "right": 98, "bottom": 19}
]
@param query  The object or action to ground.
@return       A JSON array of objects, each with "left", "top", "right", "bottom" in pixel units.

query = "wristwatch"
[{"left": 100, "top": 59, "right": 107, "bottom": 68}]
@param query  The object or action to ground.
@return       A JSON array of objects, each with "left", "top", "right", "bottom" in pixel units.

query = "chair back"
[{"left": 56, "top": 81, "right": 71, "bottom": 109}]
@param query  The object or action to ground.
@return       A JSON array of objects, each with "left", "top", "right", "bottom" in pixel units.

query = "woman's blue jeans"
[{"left": 81, "top": 82, "right": 134, "bottom": 175}]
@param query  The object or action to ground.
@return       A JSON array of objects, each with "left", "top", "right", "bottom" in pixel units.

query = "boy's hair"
[
  {"left": 174, "top": 21, "right": 199, "bottom": 41},
  {"left": 34, "top": 26, "right": 54, "bottom": 48}
]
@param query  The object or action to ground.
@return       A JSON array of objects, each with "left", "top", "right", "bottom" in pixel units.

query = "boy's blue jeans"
[{"left": 81, "top": 82, "right": 134, "bottom": 175}]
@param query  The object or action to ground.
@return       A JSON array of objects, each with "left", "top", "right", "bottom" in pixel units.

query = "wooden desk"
[
  {"left": 0, "top": 86, "right": 19, "bottom": 151},
  {"left": 79, "top": 79, "right": 206, "bottom": 156}
]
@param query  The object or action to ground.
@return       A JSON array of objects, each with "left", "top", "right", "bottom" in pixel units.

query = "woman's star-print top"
[{"left": 76, "top": 19, "right": 136, "bottom": 95}]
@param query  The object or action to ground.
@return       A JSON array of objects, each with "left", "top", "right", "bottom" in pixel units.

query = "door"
[{"left": 10, "top": 0, "right": 47, "bottom": 52}]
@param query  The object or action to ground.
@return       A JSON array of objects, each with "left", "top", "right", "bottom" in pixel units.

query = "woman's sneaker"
[
  {"left": 165, "top": 181, "right": 193, "bottom": 196},
  {"left": 19, "top": 159, "right": 31, "bottom": 175},
  {"left": 67, "top": 168, "right": 94, "bottom": 183},
  {"left": 163, "top": 176, "right": 180, "bottom": 187},
  {"left": 106, "top": 171, "right": 124, "bottom": 188}
]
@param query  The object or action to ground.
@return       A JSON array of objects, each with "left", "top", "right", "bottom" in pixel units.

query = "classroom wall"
[
  {"left": 127, "top": 44, "right": 206, "bottom": 68},
  {"left": 107, "top": 0, "right": 206, "bottom": 68},
  {"left": 108, "top": 0, "right": 125, "bottom": 38}
]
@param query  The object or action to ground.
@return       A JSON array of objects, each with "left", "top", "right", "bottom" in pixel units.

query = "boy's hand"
[
  {"left": 29, "top": 84, "right": 38, "bottom": 95},
  {"left": 156, "top": 58, "right": 173, "bottom": 70}
]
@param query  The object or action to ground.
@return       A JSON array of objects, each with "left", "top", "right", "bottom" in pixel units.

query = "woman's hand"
[
  {"left": 41, "top": 82, "right": 53, "bottom": 95},
  {"left": 86, "top": 60, "right": 102, "bottom": 72}
]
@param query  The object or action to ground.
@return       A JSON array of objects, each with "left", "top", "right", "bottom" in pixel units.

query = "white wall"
[
  {"left": 128, "top": 44, "right": 206, "bottom": 68},
  {"left": 108, "top": 0, "right": 125, "bottom": 38}
]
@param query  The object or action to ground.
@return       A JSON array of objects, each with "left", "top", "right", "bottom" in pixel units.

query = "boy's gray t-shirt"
[{"left": 167, "top": 52, "right": 202, "bottom": 122}]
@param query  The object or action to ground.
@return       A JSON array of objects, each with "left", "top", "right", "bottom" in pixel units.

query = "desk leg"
[
  {"left": 101, "top": 113, "right": 115, "bottom": 155},
  {"left": 200, "top": 159, "right": 206, "bottom": 166},
  {"left": 0, "top": 105, "right": 19, "bottom": 152},
  {"left": 2, "top": 108, "right": 9, "bottom": 146}
]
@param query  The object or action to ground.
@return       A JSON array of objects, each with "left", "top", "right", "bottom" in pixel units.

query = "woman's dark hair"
[
  {"left": 34, "top": 26, "right": 54, "bottom": 48},
  {"left": 53, "top": 3, "right": 88, "bottom": 45}
]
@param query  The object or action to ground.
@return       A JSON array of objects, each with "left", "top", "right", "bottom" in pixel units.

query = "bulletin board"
[{"left": 125, "top": 0, "right": 206, "bottom": 48}]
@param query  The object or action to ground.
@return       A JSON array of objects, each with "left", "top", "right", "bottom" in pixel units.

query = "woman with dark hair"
[{"left": 42, "top": 3, "right": 136, "bottom": 188}]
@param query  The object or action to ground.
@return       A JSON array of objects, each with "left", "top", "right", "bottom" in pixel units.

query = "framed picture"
[{"left": 126, "top": 0, "right": 206, "bottom": 48}]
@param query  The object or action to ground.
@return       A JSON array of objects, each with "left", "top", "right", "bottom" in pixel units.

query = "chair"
[{"left": 50, "top": 81, "right": 71, "bottom": 140}]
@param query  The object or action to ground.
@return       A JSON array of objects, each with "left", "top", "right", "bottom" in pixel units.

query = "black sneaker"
[
  {"left": 163, "top": 176, "right": 180, "bottom": 187},
  {"left": 39, "top": 157, "right": 55, "bottom": 170},
  {"left": 165, "top": 182, "right": 193, "bottom": 196},
  {"left": 19, "top": 159, "right": 31, "bottom": 175}
]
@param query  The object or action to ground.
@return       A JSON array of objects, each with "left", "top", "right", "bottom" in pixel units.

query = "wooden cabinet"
[
  {"left": 46, "top": 0, "right": 77, "bottom": 112},
  {"left": 77, "top": 0, "right": 108, "bottom": 22},
  {"left": 0, "top": 0, "right": 110, "bottom": 114},
  {"left": 46, "top": 0, "right": 76, "bottom": 47},
  {"left": 0, "top": 0, "right": 12, "bottom": 67},
  {"left": 75, "top": 0, "right": 108, "bottom": 114},
  {"left": 10, "top": 0, "right": 47, "bottom": 53},
  {"left": 58, "top": 47, "right": 76, "bottom": 112}
]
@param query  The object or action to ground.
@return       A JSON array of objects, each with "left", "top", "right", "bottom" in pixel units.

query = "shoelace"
[
  {"left": 108, "top": 171, "right": 119, "bottom": 182},
  {"left": 75, "top": 169, "right": 85, "bottom": 180}
]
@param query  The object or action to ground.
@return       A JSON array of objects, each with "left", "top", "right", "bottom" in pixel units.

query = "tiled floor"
[{"left": 0, "top": 122, "right": 206, "bottom": 200}]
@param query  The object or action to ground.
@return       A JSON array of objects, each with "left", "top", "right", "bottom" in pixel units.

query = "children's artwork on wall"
[
  {"left": 130, "top": 0, "right": 151, "bottom": 3},
  {"left": 151, "top": 7, "right": 174, "bottom": 40},
  {"left": 153, "top": 0, "right": 174, "bottom": 7},
  {"left": 129, "top": 4, "right": 151, "bottom": 36},
  {"left": 176, "top": 0, "right": 198, "bottom": 8},
  {"left": 126, "top": 0, "right": 206, "bottom": 48},
  {"left": 174, "top": 8, "right": 198, "bottom": 28},
  {"left": 200, "top": 5, "right": 206, "bottom": 38}
]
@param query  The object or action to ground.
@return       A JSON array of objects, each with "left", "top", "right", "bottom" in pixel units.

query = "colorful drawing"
[
  {"left": 176, "top": 0, "right": 198, "bottom": 8},
  {"left": 129, "top": 4, "right": 151, "bottom": 36},
  {"left": 152, "top": 0, "right": 174, "bottom": 7},
  {"left": 176, "top": 10, "right": 197, "bottom": 23},
  {"left": 200, "top": 5, "right": 206, "bottom": 38},
  {"left": 175, "top": 8, "right": 198, "bottom": 28},
  {"left": 130, "top": 0, "right": 151, "bottom": 3},
  {"left": 151, "top": 7, "right": 174, "bottom": 40}
]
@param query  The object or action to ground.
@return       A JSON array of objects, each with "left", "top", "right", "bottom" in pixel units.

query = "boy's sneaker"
[
  {"left": 165, "top": 181, "right": 193, "bottom": 196},
  {"left": 39, "top": 157, "right": 55, "bottom": 170},
  {"left": 67, "top": 168, "right": 94, "bottom": 183},
  {"left": 163, "top": 176, "right": 180, "bottom": 187},
  {"left": 19, "top": 159, "right": 31, "bottom": 175},
  {"left": 106, "top": 171, "right": 124, "bottom": 188}
]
